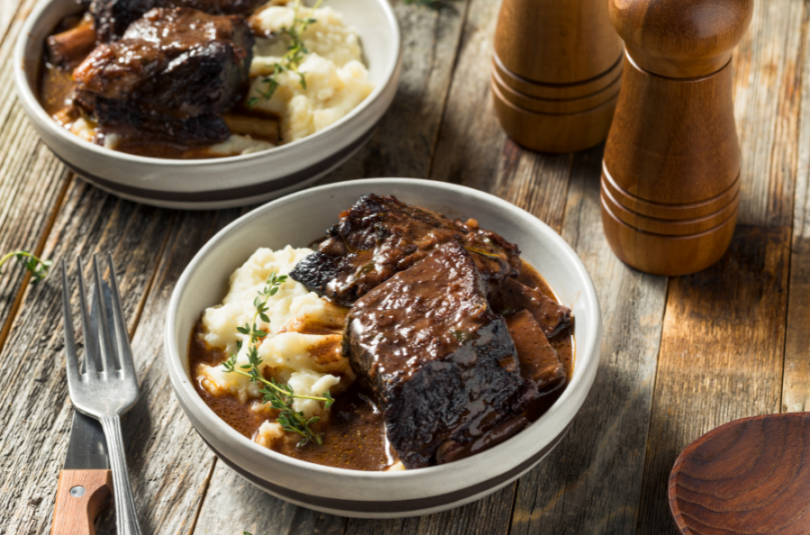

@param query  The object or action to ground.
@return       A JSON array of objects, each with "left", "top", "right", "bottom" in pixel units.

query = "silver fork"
[{"left": 61, "top": 254, "right": 142, "bottom": 535}]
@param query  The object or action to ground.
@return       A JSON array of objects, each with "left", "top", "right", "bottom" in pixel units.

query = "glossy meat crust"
[
  {"left": 73, "top": 8, "right": 253, "bottom": 145},
  {"left": 345, "top": 242, "right": 538, "bottom": 468},
  {"left": 90, "top": 0, "right": 264, "bottom": 41},
  {"left": 290, "top": 194, "right": 522, "bottom": 307}
]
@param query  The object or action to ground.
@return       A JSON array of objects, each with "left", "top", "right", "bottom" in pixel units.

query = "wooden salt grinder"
[
  {"left": 601, "top": 0, "right": 753, "bottom": 276},
  {"left": 491, "top": 0, "right": 623, "bottom": 153}
]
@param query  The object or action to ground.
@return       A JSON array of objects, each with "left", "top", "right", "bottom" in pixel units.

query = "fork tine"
[
  {"left": 106, "top": 253, "right": 136, "bottom": 379},
  {"left": 61, "top": 260, "right": 81, "bottom": 389},
  {"left": 76, "top": 256, "right": 98, "bottom": 378},
  {"left": 93, "top": 254, "right": 118, "bottom": 375}
]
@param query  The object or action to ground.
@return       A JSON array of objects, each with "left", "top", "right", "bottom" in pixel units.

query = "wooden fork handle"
[{"left": 51, "top": 469, "right": 112, "bottom": 535}]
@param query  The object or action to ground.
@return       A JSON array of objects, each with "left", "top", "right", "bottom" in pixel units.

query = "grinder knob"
[{"left": 609, "top": 0, "right": 754, "bottom": 78}]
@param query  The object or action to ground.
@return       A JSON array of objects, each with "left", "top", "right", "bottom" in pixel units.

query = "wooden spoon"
[{"left": 669, "top": 413, "right": 810, "bottom": 535}]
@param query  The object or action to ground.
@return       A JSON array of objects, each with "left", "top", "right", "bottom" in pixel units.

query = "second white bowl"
[
  {"left": 164, "top": 178, "right": 602, "bottom": 518},
  {"left": 14, "top": 0, "right": 401, "bottom": 209}
]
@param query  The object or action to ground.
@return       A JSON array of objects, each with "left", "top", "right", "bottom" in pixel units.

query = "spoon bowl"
[{"left": 669, "top": 413, "right": 810, "bottom": 535}]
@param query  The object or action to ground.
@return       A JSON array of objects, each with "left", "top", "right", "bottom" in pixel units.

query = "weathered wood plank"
[
  {"left": 93, "top": 208, "right": 245, "bottom": 535},
  {"left": 0, "top": 10, "right": 73, "bottom": 347},
  {"left": 0, "top": 182, "right": 177, "bottom": 534},
  {"left": 637, "top": 2, "right": 804, "bottom": 530},
  {"left": 783, "top": 232, "right": 810, "bottom": 414},
  {"left": 733, "top": 0, "right": 803, "bottom": 227},
  {"left": 345, "top": 486, "right": 516, "bottom": 535},
  {"left": 637, "top": 226, "right": 791, "bottom": 533},
  {"left": 0, "top": 0, "right": 24, "bottom": 48},
  {"left": 192, "top": 461, "right": 348, "bottom": 535},
  {"left": 782, "top": 3, "right": 810, "bottom": 416},
  {"left": 0, "top": 4, "right": 259, "bottom": 531},
  {"left": 508, "top": 149, "right": 668, "bottom": 535}
]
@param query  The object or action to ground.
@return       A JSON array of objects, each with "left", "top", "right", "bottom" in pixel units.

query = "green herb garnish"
[
  {"left": 222, "top": 272, "right": 334, "bottom": 446},
  {"left": 464, "top": 246, "right": 502, "bottom": 259},
  {"left": 0, "top": 250, "right": 52, "bottom": 285},
  {"left": 404, "top": 0, "right": 452, "bottom": 7},
  {"left": 249, "top": 0, "right": 323, "bottom": 107}
]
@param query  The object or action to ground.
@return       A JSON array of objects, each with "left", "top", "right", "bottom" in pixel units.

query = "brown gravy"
[{"left": 187, "top": 261, "right": 574, "bottom": 471}]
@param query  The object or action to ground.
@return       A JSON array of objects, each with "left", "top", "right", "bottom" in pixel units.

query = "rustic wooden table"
[{"left": 0, "top": 0, "right": 807, "bottom": 533}]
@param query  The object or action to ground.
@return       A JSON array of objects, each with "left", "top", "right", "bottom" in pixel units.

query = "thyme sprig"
[
  {"left": 404, "top": 0, "right": 459, "bottom": 8},
  {"left": 223, "top": 272, "right": 334, "bottom": 446},
  {"left": 0, "top": 250, "right": 52, "bottom": 285},
  {"left": 248, "top": 0, "right": 324, "bottom": 108}
]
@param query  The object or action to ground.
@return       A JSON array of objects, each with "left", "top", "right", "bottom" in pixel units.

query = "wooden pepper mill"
[
  {"left": 601, "top": 0, "right": 753, "bottom": 276},
  {"left": 491, "top": 0, "right": 623, "bottom": 153}
]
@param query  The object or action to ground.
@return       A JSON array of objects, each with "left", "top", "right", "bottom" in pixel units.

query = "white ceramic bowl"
[
  {"left": 14, "top": 0, "right": 401, "bottom": 210},
  {"left": 164, "top": 178, "right": 602, "bottom": 518}
]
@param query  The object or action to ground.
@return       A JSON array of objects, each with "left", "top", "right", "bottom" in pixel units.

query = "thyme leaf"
[
  {"left": 404, "top": 0, "right": 442, "bottom": 6},
  {"left": 222, "top": 272, "right": 334, "bottom": 447},
  {"left": 248, "top": 0, "right": 323, "bottom": 107},
  {"left": 0, "top": 250, "right": 52, "bottom": 285}
]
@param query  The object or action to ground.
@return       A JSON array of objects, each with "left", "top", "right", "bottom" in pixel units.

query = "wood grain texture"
[
  {"left": 510, "top": 148, "right": 668, "bottom": 535},
  {"left": 782, "top": 230, "right": 810, "bottom": 414},
  {"left": 431, "top": 1, "right": 666, "bottom": 532},
  {"left": 638, "top": 225, "right": 791, "bottom": 534},
  {"left": 494, "top": 0, "right": 622, "bottom": 84},
  {"left": 0, "top": 183, "right": 176, "bottom": 534},
  {"left": 345, "top": 486, "right": 516, "bottom": 535},
  {"left": 603, "top": 58, "right": 741, "bottom": 205},
  {"left": 94, "top": 209, "right": 244, "bottom": 535},
  {"left": 669, "top": 413, "right": 810, "bottom": 535},
  {"left": 51, "top": 470, "right": 112, "bottom": 535},
  {"left": 602, "top": 170, "right": 741, "bottom": 221},
  {"left": 600, "top": 182, "right": 739, "bottom": 236},
  {"left": 194, "top": 461, "right": 347, "bottom": 535},
  {"left": 0, "top": 0, "right": 26, "bottom": 47},
  {"left": 782, "top": 3, "right": 810, "bottom": 415},
  {"left": 600, "top": 195, "right": 738, "bottom": 276},
  {"left": 600, "top": 48, "right": 742, "bottom": 273},
  {"left": 0, "top": 9, "right": 72, "bottom": 347},
  {"left": 490, "top": 0, "right": 621, "bottom": 152},
  {"left": 492, "top": 68, "right": 621, "bottom": 114},
  {"left": 492, "top": 56, "right": 623, "bottom": 100},
  {"left": 733, "top": 0, "right": 804, "bottom": 228},
  {"left": 639, "top": 0, "right": 805, "bottom": 530},
  {"left": 609, "top": 0, "right": 754, "bottom": 78},
  {"left": 491, "top": 82, "right": 618, "bottom": 154}
]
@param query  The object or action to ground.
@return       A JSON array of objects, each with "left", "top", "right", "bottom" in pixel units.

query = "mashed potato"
[
  {"left": 205, "top": 134, "right": 275, "bottom": 156},
  {"left": 247, "top": 2, "right": 375, "bottom": 143},
  {"left": 196, "top": 246, "right": 351, "bottom": 448}
]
